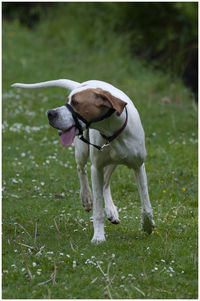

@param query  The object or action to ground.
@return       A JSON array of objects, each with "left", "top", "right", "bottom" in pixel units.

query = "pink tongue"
[{"left": 60, "top": 127, "right": 76, "bottom": 147}]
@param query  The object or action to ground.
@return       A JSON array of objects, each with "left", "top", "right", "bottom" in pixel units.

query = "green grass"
[{"left": 2, "top": 6, "right": 198, "bottom": 299}]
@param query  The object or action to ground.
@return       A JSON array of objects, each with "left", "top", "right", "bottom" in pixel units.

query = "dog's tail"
[{"left": 11, "top": 79, "right": 80, "bottom": 91}]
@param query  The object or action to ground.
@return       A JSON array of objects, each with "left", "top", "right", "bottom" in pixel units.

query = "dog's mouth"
[{"left": 58, "top": 125, "right": 76, "bottom": 147}]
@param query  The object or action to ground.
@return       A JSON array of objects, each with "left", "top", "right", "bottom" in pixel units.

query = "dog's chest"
[
  {"left": 110, "top": 146, "right": 128, "bottom": 163},
  {"left": 104, "top": 141, "right": 145, "bottom": 168}
]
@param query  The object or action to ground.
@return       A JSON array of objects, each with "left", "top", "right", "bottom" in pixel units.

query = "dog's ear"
[{"left": 94, "top": 88, "right": 127, "bottom": 115}]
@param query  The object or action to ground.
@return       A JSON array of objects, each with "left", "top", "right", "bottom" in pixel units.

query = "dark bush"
[
  {"left": 109, "top": 2, "right": 198, "bottom": 95},
  {"left": 2, "top": 2, "right": 53, "bottom": 28},
  {"left": 2, "top": 2, "right": 198, "bottom": 95}
]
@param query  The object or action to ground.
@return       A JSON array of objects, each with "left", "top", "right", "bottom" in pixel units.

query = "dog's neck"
[{"left": 90, "top": 108, "right": 128, "bottom": 138}]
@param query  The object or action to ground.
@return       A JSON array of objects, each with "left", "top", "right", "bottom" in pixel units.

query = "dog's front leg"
[
  {"left": 74, "top": 136, "right": 92, "bottom": 212},
  {"left": 91, "top": 165, "right": 105, "bottom": 243}
]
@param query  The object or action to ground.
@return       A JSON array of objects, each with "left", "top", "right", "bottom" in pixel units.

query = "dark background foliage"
[{"left": 2, "top": 2, "right": 198, "bottom": 97}]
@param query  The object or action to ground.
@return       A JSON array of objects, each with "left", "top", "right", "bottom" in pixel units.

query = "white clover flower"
[
  {"left": 11, "top": 195, "right": 19, "bottom": 199},
  {"left": 98, "top": 261, "right": 103, "bottom": 265},
  {"left": 11, "top": 264, "right": 16, "bottom": 268},
  {"left": 32, "top": 262, "right": 37, "bottom": 267},
  {"left": 73, "top": 260, "right": 76, "bottom": 268}
]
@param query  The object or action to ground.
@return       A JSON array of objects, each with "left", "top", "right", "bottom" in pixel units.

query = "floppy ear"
[{"left": 94, "top": 88, "right": 127, "bottom": 115}]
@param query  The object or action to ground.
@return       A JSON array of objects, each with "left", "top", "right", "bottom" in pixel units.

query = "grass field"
[{"left": 2, "top": 8, "right": 198, "bottom": 299}]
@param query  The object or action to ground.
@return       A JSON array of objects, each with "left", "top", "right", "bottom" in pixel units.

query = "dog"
[{"left": 12, "top": 79, "right": 155, "bottom": 243}]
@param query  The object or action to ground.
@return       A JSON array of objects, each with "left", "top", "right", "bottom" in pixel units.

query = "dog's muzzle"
[
  {"left": 47, "top": 109, "right": 58, "bottom": 121},
  {"left": 64, "top": 103, "right": 88, "bottom": 136},
  {"left": 47, "top": 109, "right": 59, "bottom": 129}
]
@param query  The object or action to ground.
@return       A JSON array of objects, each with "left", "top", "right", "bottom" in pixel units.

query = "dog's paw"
[
  {"left": 105, "top": 205, "right": 120, "bottom": 224},
  {"left": 108, "top": 217, "right": 120, "bottom": 224},
  {"left": 141, "top": 212, "right": 155, "bottom": 234},
  {"left": 81, "top": 189, "right": 93, "bottom": 212},
  {"left": 91, "top": 235, "right": 106, "bottom": 244}
]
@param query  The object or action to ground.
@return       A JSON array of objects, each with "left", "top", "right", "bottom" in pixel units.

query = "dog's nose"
[{"left": 47, "top": 110, "right": 58, "bottom": 120}]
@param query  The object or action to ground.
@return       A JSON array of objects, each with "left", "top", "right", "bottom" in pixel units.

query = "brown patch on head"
[
  {"left": 94, "top": 88, "right": 127, "bottom": 115},
  {"left": 70, "top": 88, "right": 127, "bottom": 122},
  {"left": 70, "top": 89, "right": 107, "bottom": 121}
]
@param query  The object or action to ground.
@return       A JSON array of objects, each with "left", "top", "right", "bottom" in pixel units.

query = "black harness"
[{"left": 65, "top": 103, "right": 128, "bottom": 151}]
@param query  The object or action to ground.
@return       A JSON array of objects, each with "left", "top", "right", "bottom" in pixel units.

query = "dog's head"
[{"left": 47, "top": 87, "right": 127, "bottom": 147}]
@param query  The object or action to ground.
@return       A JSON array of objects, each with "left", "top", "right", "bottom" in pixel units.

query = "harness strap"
[
  {"left": 65, "top": 104, "right": 84, "bottom": 138},
  {"left": 65, "top": 103, "right": 128, "bottom": 151},
  {"left": 79, "top": 135, "right": 102, "bottom": 151},
  {"left": 65, "top": 103, "right": 115, "bottom": 129},
  {"left": 100, "top": 106, "right": 128, "bottom": 144}
]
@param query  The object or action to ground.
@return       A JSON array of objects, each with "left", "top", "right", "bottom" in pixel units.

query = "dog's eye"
[{"left": 71, "top": 99, "right": 79, "bottom": 106}]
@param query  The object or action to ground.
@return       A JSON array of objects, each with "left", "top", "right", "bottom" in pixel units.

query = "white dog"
[{"left": 12, "top": 79, "right": 155, "bottom": 243}]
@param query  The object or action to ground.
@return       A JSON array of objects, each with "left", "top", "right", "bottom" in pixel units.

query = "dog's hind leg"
[
  {"left": 134, "top": 163, "right": 155, "bottom": 234},
  {"left": 103, "top": 164, "right": 120, "bottom": 224},
  {"left": 74, "top": 132, "right": 92, "bottom": 212}
]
